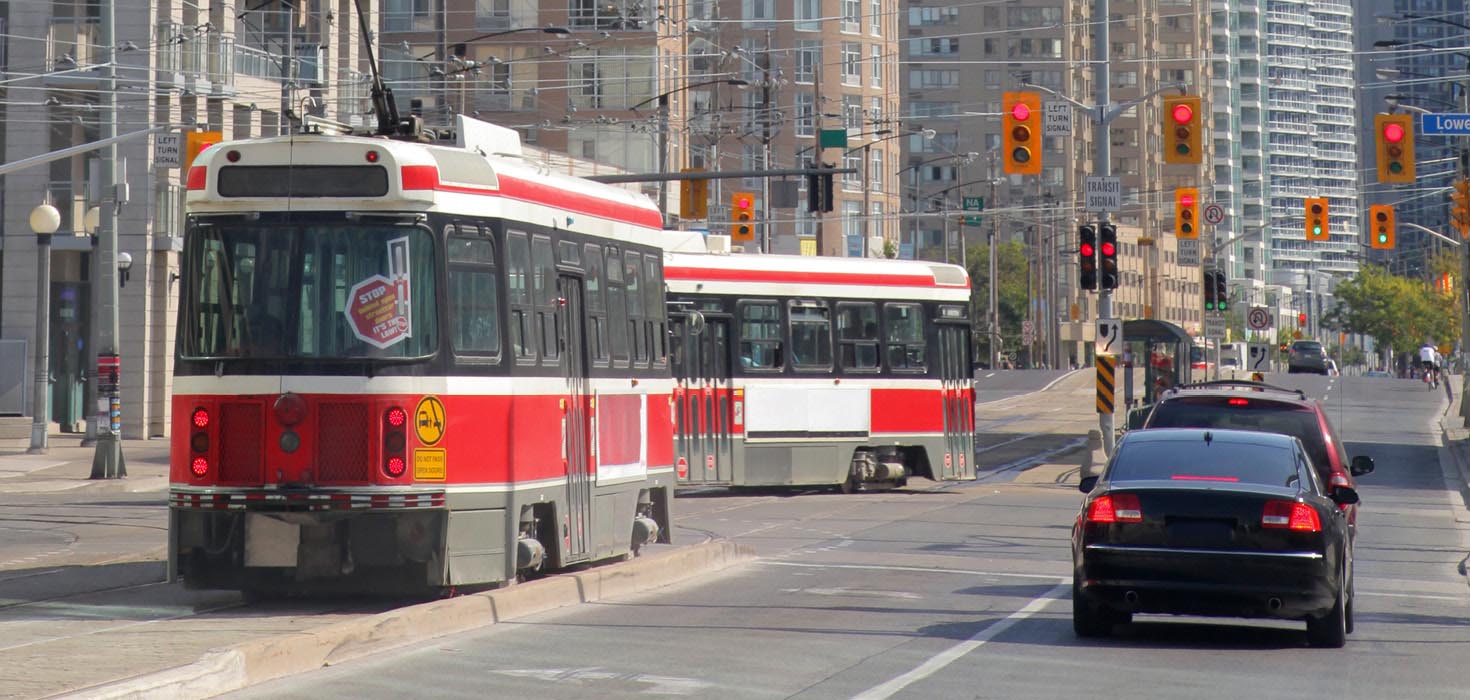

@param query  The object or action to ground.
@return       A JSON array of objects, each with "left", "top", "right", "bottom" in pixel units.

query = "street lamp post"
[
  {"left": 27, "top": 198, "right": 61, "bottom": 454},
  {"left": 632, "top": 78, "right": 749, "bottom": 228}
]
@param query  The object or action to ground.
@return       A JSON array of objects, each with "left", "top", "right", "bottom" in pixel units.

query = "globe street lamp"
[{"left": 27, "top": 197, "right": 61, "bottom": 453}]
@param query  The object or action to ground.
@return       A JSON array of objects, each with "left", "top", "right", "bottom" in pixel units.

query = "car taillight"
[
  {"left": 190, "top": 456, "right": 209, "bottom": 477},
  {"left": 1227, "top": 398, "right": 1249, "bottom": 406},
  {"left": 383, "top": 407, "right": 407, "bottom": 478},
  {"left": 1086, "top": 493, "right": 1142, "bottom": 523},
  {"left": 1263, "top": 500, "right": 1321, "bottom": 532}
]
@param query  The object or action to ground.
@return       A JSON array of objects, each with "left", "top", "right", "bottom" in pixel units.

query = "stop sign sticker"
[
  {"left": 345, "top": 274, "right": 410, "bottom": 348},
  {"left": 676, "top": 457, "right": 688, "bottom": 479}
]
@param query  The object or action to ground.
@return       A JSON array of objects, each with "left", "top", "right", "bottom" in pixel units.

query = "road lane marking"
[
  {"left": 762, "top": 561, "right": 1067, "bottom": 581},
  {"left": 851, "top": 582, "right": 1069, "bottom": 700}
]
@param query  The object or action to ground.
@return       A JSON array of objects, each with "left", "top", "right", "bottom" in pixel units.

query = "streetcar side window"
[
  {"left": 584, "top": 243, "right": 608, "bottom": 365},
  {"left": 789, "top": 301, "right": 833, "bottom": 371},
  {"left": 506, "top": 231, "right": 534, "bottom": 361},
  {"left": 836, "top": 302, "right": 880, "bottom": 371},
  {"left": 533, "top": 235, "right": 559, "bottom": 362},
  {"left": 644, "top": 254, "right": 666, "bottom": 366},
  {"left": 606, "top": 247, "right": 630, "bottom": 366},
  {"left": 624, "top": 251, "right": 646, "bottom": 366},
  {"left": 738, "top": 300, "right": 783, "bottom": 371},
  {"left": 447, "top": 236, "right": 500, "bottom": 359},
  {"left": 884, "top": 303, "right": 927, "bottom": 371}
]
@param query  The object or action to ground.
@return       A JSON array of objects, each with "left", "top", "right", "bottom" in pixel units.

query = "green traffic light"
[
  {"left": 1378, "top": 233, "right": 1388, "bottom": 243},
  {"left": 1176, "top": 144, "right": 1189, "bottom": 154},
  {"left": 1312, "top": 225, "right": 1322, "bottom": 235},
  {"left": 1389, "top": 162, "right": 1403, "bottom": 174}
]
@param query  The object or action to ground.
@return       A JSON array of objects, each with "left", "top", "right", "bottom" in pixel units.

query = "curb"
[{"left": 50, "top": 540, "right": 755, "bottom": 700}]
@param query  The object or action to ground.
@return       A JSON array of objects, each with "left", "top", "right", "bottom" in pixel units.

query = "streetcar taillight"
[
  {"left": 190, "top": 432, "right": 209, "bottom": 453},
  {"left": 385, "top": 456, "right": 407, "bottom": 478},
  {"left": 192, "top": 407, "right": 210, "bottom": 428},
  {"left": 273, "top": 393, "right": 308, "bottom": 426},
  {"left": 366, "top": 150, "right": 380, "bottom": 163},
  {"left": 226, "top": 150, "right": 241, "bottom": 163},
  {"left": 383, "top": 407, "right": 408, "bottom": 479},
  {"left": 186, "top": 166, "right": 207, "bottom": 191},
  {"left": 190, "top": 456, "right": 209, "bottom": 477}
]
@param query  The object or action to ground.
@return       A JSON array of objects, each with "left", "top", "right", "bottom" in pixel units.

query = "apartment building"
[
  {"left": 0, "top": 0, "right": 370, "bottom": 437},
  {"left": 382, "top": 1, "right": 903, "bottom": 257}
]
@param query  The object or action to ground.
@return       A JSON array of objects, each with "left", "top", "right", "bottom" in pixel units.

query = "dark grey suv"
[{"left": 1289, "top": 340, "right": 1329, "bottom": 375}]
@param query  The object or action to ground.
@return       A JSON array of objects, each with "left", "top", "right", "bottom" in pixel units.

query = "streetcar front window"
[{"left": 182, "top": 220, "right": 437, "bottom": 359}]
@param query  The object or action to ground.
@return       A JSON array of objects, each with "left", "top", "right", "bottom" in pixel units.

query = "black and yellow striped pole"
[{"left": 1097, "top": 355, "right": 1116, "bottom": 414}]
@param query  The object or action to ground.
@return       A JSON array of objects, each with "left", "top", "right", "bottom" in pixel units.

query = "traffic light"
[
  {"left": 1304, "top": 197, "right": 1329, "bottom": 241},
  {"left": 1298, "top": 312, "right": 1308, "bottom": 327},
  {"left": 1175, "top": 187, "right": 1198, "bottom": 238},
  {"left": 805, "top": 161, "right": 834, "bottom": 213},
  {"left": 1002, "top": 92, "right": 1042, "bottom": 175},
  {"left": 185, "top": 130, "right": 223, "bottom": 171},
  {"left": 731, "top": 191, "right": 756, "bottom": 242},
  {"left": 1214, "top": 267, "right": 1229, "bottom": 312},
  {"left": 1078, "top": 224, "right": 1098, "bottom": 292},
  {"left": 1368, "top": 204, "right": 1396, "bottom": 249},
  {"left": 1374, "top": 113, "right": 1415, "bottom": 184},
  {"left": 1203, "top": 269, "right": 1218, "bottom": 311},
  {"left": 1098, "top": 222, "right": 1119, "bottom": 290},
  {"left": 679, "top": 169, "right": 708, "bottom": 220},
  {"left": 1452, "top": 178, "right": 1470, "bottom": 239},
  {"left": 1162, "top": 95, "right": 1202, "bottom": 165}
]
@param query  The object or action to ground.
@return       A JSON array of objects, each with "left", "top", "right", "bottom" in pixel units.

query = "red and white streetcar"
[
  {"left": 663, "top": 234, "right": 976, "bottom": 491},
  {"left": 168, "top": 116, "right": 673, "bottom": 594}
]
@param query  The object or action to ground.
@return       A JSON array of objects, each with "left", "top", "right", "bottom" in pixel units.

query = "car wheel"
[
  {"left": 1072, "top": 575, "right": 1116, "bottom": 638},
  {"left": 1306, "top": 567, "right": 1348, "bottom": 648}
]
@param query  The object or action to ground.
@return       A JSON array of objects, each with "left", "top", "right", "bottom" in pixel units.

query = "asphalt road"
[{"left": 225, "top": 372, "right": 1470, "bottom": 700}]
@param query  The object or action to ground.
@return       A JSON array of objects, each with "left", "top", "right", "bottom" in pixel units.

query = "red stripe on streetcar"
[
  {"left": 664, "top": 266, "right": 958, "bottom": 288},
  {"left": 398, "top": 166, "right": 662, "bottom": 229}
]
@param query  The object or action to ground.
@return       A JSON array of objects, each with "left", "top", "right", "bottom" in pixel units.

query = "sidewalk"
[{"left": 0, "top": 434, "right": 171, "bottom": 495}]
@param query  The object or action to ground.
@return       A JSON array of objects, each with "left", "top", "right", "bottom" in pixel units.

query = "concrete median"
[{"left": 51, "top": 540, "right": 755, "bottom": 700}]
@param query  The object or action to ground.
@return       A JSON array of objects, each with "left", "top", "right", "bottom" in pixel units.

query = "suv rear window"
[
  {"left": 1110, "top": 439, "right": 1301, "bottom": 487},
  {"left": 1292, "top": 342, "right": 1323, "bottom": 352},
  {"left": 1143, "top": 396, "right": 1331, "bottom": 473}
]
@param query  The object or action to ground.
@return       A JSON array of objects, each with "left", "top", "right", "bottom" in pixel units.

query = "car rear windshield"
[
  {"left": 1110, "top": 439, "right": 1300, "bottom": 487},
  {"left": 1144, "top": 397, "right": 1331, "bottom": 472},
  {"left": 1293, "top": 342, "right": 1323, "bottom": 352}
]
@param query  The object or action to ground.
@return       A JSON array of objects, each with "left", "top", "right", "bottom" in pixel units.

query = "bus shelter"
[{"left": 1120, "top": 319, "right": 1191, "bottom": 424}]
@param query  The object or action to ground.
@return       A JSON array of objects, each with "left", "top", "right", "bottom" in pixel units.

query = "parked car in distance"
[
  {"left": 1288, "top": 340, "right": 1329, "bottom": 374},
  {"left": 1135, "top": 380, "right": 1374, "bottom": 537},
  {"left": 1073, "top": 428, "right": 1358, "bottom": 647}
]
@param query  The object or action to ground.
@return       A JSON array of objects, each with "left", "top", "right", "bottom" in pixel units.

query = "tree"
[
  {"left": 965, "top": 240, "right": 1030, "bottom": 364},
  {"left": 1325, "top": 264, "right": 1458, "bottom": 354}
]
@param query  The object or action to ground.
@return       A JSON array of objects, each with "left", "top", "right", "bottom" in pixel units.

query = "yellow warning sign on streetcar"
[
  {"left": 414, "top": 448, "right": 446, "bottom": 481},
  {"left": 415, "top": 396, "right": 446, "bottom": 445}
]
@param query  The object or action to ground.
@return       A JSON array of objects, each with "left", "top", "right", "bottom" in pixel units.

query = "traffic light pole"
[{"left": 1094, "top": 0, "right": 1116, "bottom": 457}]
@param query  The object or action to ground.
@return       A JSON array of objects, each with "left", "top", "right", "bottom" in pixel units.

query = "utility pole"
[
  {"left": 762, "top": 29, "right": 774, "bottom": 253},
  {"left": 988, "top": 155, "right": 1000, "bottom": 370},
  {"left": 91, "top": 0, "right": 125, "bottom": 478}
]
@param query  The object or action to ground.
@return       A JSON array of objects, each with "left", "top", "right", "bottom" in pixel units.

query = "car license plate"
[{"left": 1166, "top": 519, "right": 1235, "bottom": 547}]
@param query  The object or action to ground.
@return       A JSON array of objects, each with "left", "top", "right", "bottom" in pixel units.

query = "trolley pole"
[{"left": 91, "top": 0, "right": 126, "bottom": 478}]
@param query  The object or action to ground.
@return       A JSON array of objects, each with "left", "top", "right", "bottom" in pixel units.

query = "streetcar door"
[
  {"left": 671, "top": 312, "right": 733, "bottom": 485},
  {"left": 937, "top": 322, "right": 975, "bottom": 480},
  {"left": 558, "top": 275, "right": 593, "bottom": 561}
]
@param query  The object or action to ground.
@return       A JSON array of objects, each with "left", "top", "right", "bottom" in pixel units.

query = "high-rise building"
[
  {"left": 385, "top": 1, "right": 903, "bottom": 257},
  {"left": 1353, "top": 1, "right": 1468, "bottom": 279}
]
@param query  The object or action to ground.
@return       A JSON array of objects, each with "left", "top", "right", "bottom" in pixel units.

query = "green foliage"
[
  {"left": 882, "top": 238, "right": 898, "bottom": 259},
  {"left": 1324, "top": 264, "right": 1459, "bottom": 352},
  {"left": 966, "top": 240, "right": 1030, "bottom": 362}
]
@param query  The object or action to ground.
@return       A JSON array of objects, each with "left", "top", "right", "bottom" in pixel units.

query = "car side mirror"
[
  {"left": 1079, "top": 475, "right": 1099, "bottom": 493},
  {"left": 1331, "top": 486, "right": 1360, "bottom": 506},
  {"left": 1350, "top": 455, "right": 1375, "bottom": 477}
]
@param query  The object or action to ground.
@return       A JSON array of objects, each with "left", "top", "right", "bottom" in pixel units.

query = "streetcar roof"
[
  {"left": 663, "top": 242, "right": 971, "bottom": 302},
  {"left": 185, "top": 118, "right": 663, "bottom": 237}
]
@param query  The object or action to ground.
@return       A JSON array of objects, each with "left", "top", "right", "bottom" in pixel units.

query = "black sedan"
[{"left": 1072, "top": 428, "right": 1359, "bottom": 648}]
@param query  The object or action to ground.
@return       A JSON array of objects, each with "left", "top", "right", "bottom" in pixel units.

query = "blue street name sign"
[{"left": 1421, "top": 113, "right": 1470, "bottom": 135}]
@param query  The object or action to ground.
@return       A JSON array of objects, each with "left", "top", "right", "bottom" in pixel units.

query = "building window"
[
  {"left": 843, "top": 152, "right": 862, "bottom": 188},
  {"left": 912, "top": 37, "right": 960, "bottom": 55},
  {"left": 870, "top": 0, "right": 882, "bottom": 36},
  {"left": 871, "top": 149, "right": 883, "bottom": 191},
  {"left": 842, "top": 42, "right": 862, "bottom": 85},
  {"left": 796, "top": 41, "right": 820, "bottom": 83},
  {"left": 909, "top": 69, "right": 958, "bottom": 88},
  {"left": 844, "top": 95, "right": 863, "bottom": 130},
  {"left": 795, "top": 93, "right": 814, "bottom": 137},
  {"left": 795, "top": 0, "right": 820, "bottom": 31},
  {"left": 843, "top": 0, "right": 861, "bottom": 33},
  {"left": 743, "top": 0, "right": 773, "bottom": 23},
  {"left": 870, "top": 45, "right": 883, "bottom": 87}
]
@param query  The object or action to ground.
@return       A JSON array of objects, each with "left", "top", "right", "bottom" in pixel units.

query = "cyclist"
[{"left": 1420, "top": 341, "right": 1440, "bottom": 388}]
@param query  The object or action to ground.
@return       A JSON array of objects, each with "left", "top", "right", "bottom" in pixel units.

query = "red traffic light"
[
  {"left": 1011, "top": 103, "right": 1031, "bottom": 121},
  {"left": 1383, "top": 122, "right": 1406, "bottom": 144},
  {"left": 1171, "top": 104, "right": 1194, "bottom": 124},
  {"left": 1180, "top": 193, "right": 1195, "bottom": 207},
  {"left": 737, "top": 196, "right": 751, "bottom": 208},
  {"left": 1080, "top": 242, "right": 1095, "bottom": 257},
  {"left": 1298, "top": 312, "right": 1307, "bottom": 325},
  {"left": 1100, "top": 241, "right": 1116, "bottom": 257}
]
